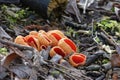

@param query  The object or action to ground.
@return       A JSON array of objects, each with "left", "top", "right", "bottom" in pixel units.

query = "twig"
[
  {"left": 77, "top": 30, "right": 91, "bottom": 35},
  {"left": 100, "top": 32, "right": 115, "bottom": 46},
  {"left": 99, "top": 29, "right": 120, "bottom": 55},
  {"left": 78, "top": 5, "right": 115, "bottom": 16},
  {"left": 101, "top": 29, "right": 117, "bottom": 45},
  {"left": 46, "top": 60, "right": 92, "bottom": 80},
  {"left": 82, "top": 46, "right": 98, "bottom": 52},
  {"left": 47, "top": 63, "right": 78, "bottom": 80},
  {"left": 55, "top": 63, "right": 92, "bottom": 80},
  {"left": 0, "top": 39, "right": 34, "bottom": 50}
]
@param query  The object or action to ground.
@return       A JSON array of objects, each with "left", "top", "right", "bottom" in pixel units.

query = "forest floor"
[{"left": 0, "top": 0, "right": 120, "bottom": 80}]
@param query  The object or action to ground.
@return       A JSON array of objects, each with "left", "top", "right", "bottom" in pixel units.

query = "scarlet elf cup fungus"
[
  {"left": 69, "top": 53, "right": 86, "bottom": 67},
  {"left": 37, "top": 33, "right": 52, "bottom": 46},
  {"left": 14, "top": 35, "right": 29, "bottom": 46},
  {"left": 58, "top": 38, "right": 77, "bottom": 55},
  {"left": 48, "top": 30, "right": 65, "bottom": 37},
  {"left": 50, "top": 46, "right": 66, "bottom": 57},
  {"left": 24, "top": 35, "right": 40, "bottom": 50},
  {"left": 29, "top": 31, "right": 42, "bottom": 50},
  {"left": 47, "top": 30, "right": 66, "bottom": 46},
  {"left": 40, "top": 45, "right": 47, "bottom": 50},
  {"left": 29, "top": 31, "right": 39, "bottom": 36},
  {"left": 39, "top": 30, "right": 48, "bottom": 36},
  {"left": 30, "top": 30, "right": 51, "bottom": 47}
]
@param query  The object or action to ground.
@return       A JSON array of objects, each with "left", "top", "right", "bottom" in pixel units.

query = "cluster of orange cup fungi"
[{"left": 14, "top": 30, "right": 86, "bottom": 67}]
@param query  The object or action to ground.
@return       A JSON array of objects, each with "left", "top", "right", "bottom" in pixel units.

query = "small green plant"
[
  {"left": 96, "top": 19, "right": 120, "bottom": 33},
  {"left": 65, "top": 27, "right": 77, "bottom": 38},
  {"left": 102, "top": 59, "right": 109, "bottom": 64},
  {"left": 1, "top": 5, "right": 33, "bottom": 28},
  {"left": 0, "top": 48, "right": 8, "bottom": 55}
]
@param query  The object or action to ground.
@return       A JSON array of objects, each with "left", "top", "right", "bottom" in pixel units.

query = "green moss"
[{"left": 1, "top": 5, "right": 34, "bottom": 29}]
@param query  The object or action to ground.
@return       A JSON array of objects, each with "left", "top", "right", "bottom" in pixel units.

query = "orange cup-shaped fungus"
[
  {"left": 47, "top": 30, "right": 65, "bottom": 37},
  {"left": 29, "top": 31, "right": 39, "bottom": 36},
  {"left": 58, "top": 38, "right": 77, "bottom": 55},
  {"left": 24, "top": 35, "right": 40, "bottom": 50},
  {"left": 37, "top": 33, "right": 52, "bottom": 46},
  {"left": 47, "top": 30, "right": 66, "bottom": 46},
  {"left": 69, "top": 53, "right": 86, "bottom": 67},
  {"left": 14, "top": 35, "right": 29, "bottom": 46},
  {"left": 38, "top": 30, "right": 48, "bottom": 36},
  {"left": 39, "top": 45, "right": 47, "bottom": 50},
  {"left": 50, "top": 46, "right": 66, "bottom": 57}
]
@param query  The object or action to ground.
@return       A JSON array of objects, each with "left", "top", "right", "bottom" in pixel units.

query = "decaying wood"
[
  {"left": 100, "top": 29, "right": 120, "bottom": 55},
  {"left": 0, "top": 39, "right": 34, "bottom": 50},
  {"left": 100, "top": 32, "right": 115, "bottom": 46},
  {"left": 0, "top": 27, "right": 12, "bottom": 40},
  {"left": 46, "top": 60, "right": 92, "bottom": 80},
  {"left": 100, "top": 29, "right": 116, "bottom": 46}
]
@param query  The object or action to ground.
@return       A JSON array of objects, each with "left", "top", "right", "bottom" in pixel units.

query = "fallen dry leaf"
[
  {"left": 111, "top": 54, "right": 120, "bottom": 67},
  {"left": 1, "top": 53, "right": 21, "bottom": 67}
]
